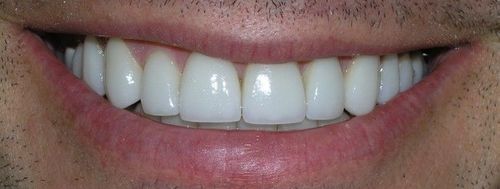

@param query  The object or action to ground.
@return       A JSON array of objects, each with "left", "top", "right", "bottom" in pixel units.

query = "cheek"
[
  {"left": 447, "top": 41, "right": 500, "bottom": 187},
  {"left": 0, "top": 22, "right": 114, "bottom": 188},
  {"left": 366, "top": 42, "right": 500, "bottom": 188}
]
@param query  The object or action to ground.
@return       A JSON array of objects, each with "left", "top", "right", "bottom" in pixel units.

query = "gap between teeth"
[{"left": 61, "top": 36, "right": 427, "bottom": 131}]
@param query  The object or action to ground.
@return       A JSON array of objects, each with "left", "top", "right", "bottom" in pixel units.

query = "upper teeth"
[{"left": 64, "top": 36, "right": 426, "bottom": 130}]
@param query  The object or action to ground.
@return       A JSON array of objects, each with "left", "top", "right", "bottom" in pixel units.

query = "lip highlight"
[{"left": 23, "top": 28, "right": 481, "bottom": 187}]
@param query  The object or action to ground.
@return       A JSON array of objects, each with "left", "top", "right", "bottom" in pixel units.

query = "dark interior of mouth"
[{"left": 35, "top": 31, "right": 455, "bottom": 132}]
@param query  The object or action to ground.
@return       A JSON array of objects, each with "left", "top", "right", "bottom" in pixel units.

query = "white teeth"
[
  {"left": 242, "top": 63, "right": 306, "bottom": 124},
  {"left": 411, "top": 53, "right": 424, "bottom": 84},
  {"left": 199, "top": 122, "right": 237, "bottom": 130},
  {"left": 64, "top": 35, "right": 432, "bottom": 131},
  {"left": 105, "top": 38, "right": 143, "bottom": 109},
  {"left": 82, "top": 36, "right": 106, "bottom": 96},
  {"left": 161, "top": 116, "right": 197, "bottom": 128},
  {"left": 398, "top": 53, "right": 413, "bottom": 92},
  {"left": 64, "top": 47, "right": 75, "bottom": 69},
  {"left": 141, "top": 50, "right": 181, "bottom": 116},
  {"left": 277, "top": 119, "right": 318, "bottom": 131},
  {"left": 344, "top": 55, "right": 380, "bottom": 116},
  {"left": 377, "top": 54, "right": 400, "bottom": 104},
  {"left": 237, "top": 120, "right": 277, "bottom": 131},
  {"left": 303, "top": 58, "right": 345, "bottom": 120},
  {"left": 71, "top": 44, "right": 83, "bottom": 78},
  {"left": 179, "top": 53, "right": 241, "bottom": 122}
]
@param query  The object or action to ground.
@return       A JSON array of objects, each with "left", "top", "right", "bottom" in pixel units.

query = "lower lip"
[{"left": 24, "top": 31, "right": 478, "bottom": 187}]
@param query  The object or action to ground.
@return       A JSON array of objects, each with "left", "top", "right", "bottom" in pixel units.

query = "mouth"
[
  {"left": 27, "top": 31, "right": 476, "bottom": 187},
  {"left": 4, "top": 0, "right": 493, "bottom": 187},
  {"left": 39, "top": 32, "right": 449, "bottom": 131}
]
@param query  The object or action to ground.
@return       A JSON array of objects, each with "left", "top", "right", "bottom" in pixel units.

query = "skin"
[{"left": 0, "top": 0, "right": 499, "bottom": 188}]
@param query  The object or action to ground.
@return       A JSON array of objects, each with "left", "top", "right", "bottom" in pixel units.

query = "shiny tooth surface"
[
  {"left": 411, "top": 52, "right": 424, "bottom": 84},
  {"left": 64, "top": 47, "right": 75, "bottom": 68},
  {"left": 237, "top": 120, "right": 277, "bottom": 131},
  {"left": 277, "top": 119, "right": 318, "bottom": 131},
  {"left": 317, "top": 112, "right": 351, "bottom": 126},
  {"left": 71, "top": 44, "right": 83, "bottom": 78},
  {"left": 179, "top": 53, "right": 241, "bottom": 122},
  {"left": 198, "top": 122, "right": 237, "bottom": 130},
  {"left": 398, "top": 53, "right": 413, "bottom": 92},
  {"left": 105, "top": 38, "right": 143, "bottom": 109},
  {"left": 377, "top": 54, "right": 400, "bottom": 104},
  {"left": 303, "top": 58, "right": 344, "bottom": 120},
  {"left": 82, "top": 36, "right": 106, "bottom": 96},
  {"left": 242, "top": 63, "right": 306, "bottom": 124},
  {"left": 161, "top": 116, "right": 197, "bottom": 128},
  {"left": 62, "top": 35, "right": 436, "bottom": 131},
  {"left": 141, "top": 50, "right": 181, "bottom": 116},
  {"left": 344, "top": 55, "right": 380, "bottom": 116}
]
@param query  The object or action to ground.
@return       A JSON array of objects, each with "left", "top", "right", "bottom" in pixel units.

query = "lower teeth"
[{"left": 39, "top": 33, "right": 445, "bottom": 131}]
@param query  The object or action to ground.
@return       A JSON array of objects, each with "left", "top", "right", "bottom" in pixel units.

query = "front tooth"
[
  {"left": 179, "top": 53, "right": 241, "bottom": 122},
  {"left": 377, "top": 54, "right": 400, "bottom": 104},
  {"left": 303, "top": 58, "right": 345, "bottom": 120},
  {"left": 277, "top": 119, "right": 318, "bottom": 131},
  {"left": 242, "top": 63, "right": 306, "bottom": 124},
  {"left": 411, "top": 52, "right": 424, "bottom": 84},
  {"left": 105, "top": 38, "right": 143, "bottom": 109},
  {"left": 398, "top": 53, "right": 413, "bottom": 92},
  {"left": 141, "top": 50, "right": 180, "bottom": 116},
  {"left": 64, "top": 47, "right": 75, "bottom": 69},
  {"left": 71, "top": 44, "right": 83, "bottom": 78},
  {"left": 344, "top": 55, "right": 380, "bottom": 116},
  {"left": 83, "top": 36, "right": 106, "bottom": 96}
]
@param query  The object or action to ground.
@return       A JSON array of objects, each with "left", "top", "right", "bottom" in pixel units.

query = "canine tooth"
[
  {"left": 179, "top": 53, "right": 241, "bottom": 122},
  {"left": 242, "top": 63, "right": 306, "bottom": 124},
  {"left": 317, "top": 112, "right": 350, "bottom": 126},
  {"left": 71, "top": 44, "right": 83, "bottom": 78},
  {"left": 237, "top": 120, "right": 277, "bottom": 131},
  {"left": 83, "top": 36, "right": 106, "bottom": 96},
  {"left": 303, "top": 58, "right": 344, "bottom": 120},
  {"left": 105, "top": 38, "right": 143, "bottom": 109},
  {"left": 398, "top": 53, "right": 413, "bottom": 92},
  {"left": 344, "top": 55, "right": 380, "bottom": 116},
  {"left": 377, "top": 54, "right": 400, "bottom": 104},
  {"left": 277, "top": 119, "right": 318, "bottom": 131},
  {"left": 411, "top": 52, "right": 424, "bottom": 84},
  {"left": 161, "top": 116, "right": 197, "bottom": 128},
  {"left": 141, "top": 50, "right": 180, "bottom": 116},
  {"left": 198, "top": 122, "right": 237, "bottom": 130},
  {"left": 64, "top": 47, "right": 75, "bottom": 69}
]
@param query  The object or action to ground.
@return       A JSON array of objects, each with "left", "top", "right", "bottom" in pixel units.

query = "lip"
[
  {"left": 7, "top": 1, "right": 491, "bottom": 63},
  {"left": 20, "top": 27, "right": 482, "bottom": 187}
]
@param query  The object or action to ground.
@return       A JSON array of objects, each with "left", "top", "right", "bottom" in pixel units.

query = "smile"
[
  {"left": 52, "top": 35, "right": 435, "bottom": 131},
  {"left": 2, "top": 0, "right": 495, "bottom": 187},
  {"left": 24, "top": 30, "right": 478, "bottom": 187}
]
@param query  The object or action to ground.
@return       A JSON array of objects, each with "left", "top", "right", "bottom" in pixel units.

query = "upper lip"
[{"left": 2, "top": 1, "right": 487, "bottom": 62}]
